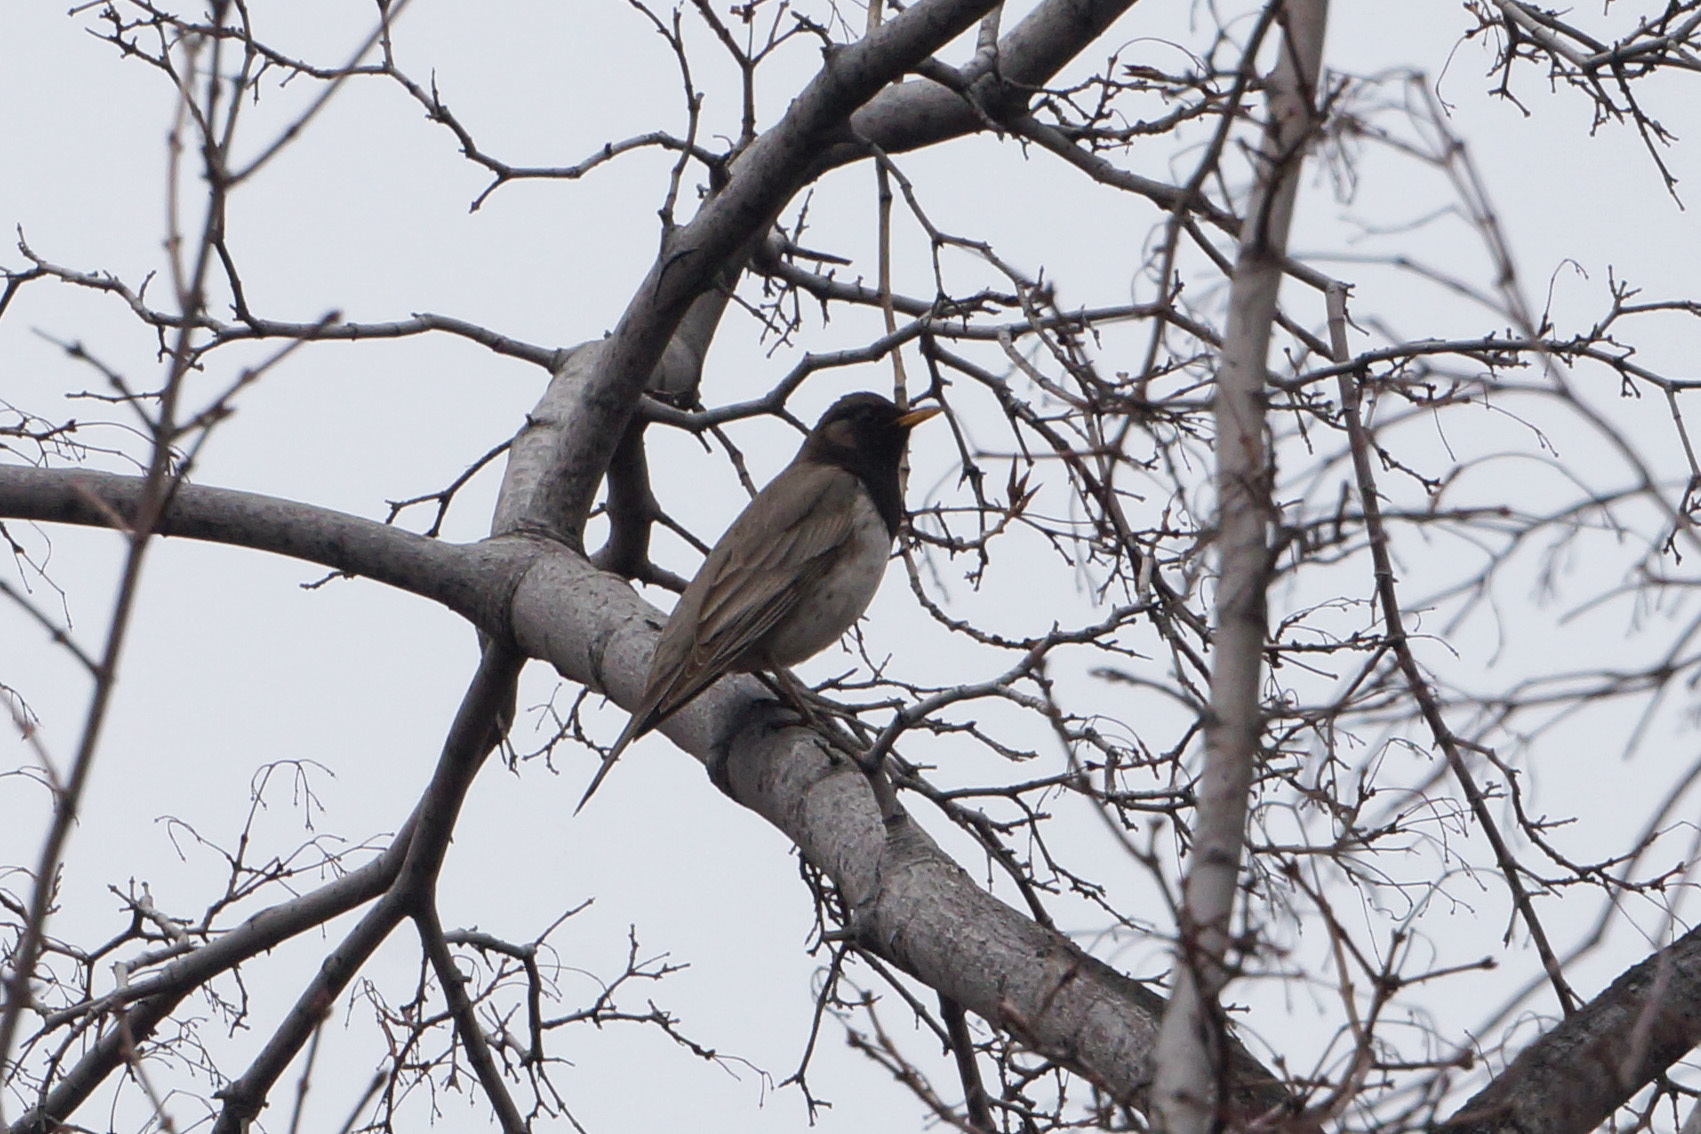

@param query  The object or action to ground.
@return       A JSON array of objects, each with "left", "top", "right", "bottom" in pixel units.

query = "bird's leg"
[
  {"left": 708, "top": 673, "right": 856, "bottom": 796},
  {"left": 756, "top": 669, "right": 842, "bottom": 747},
  {"left": 747, "top": 668, "right": 799, "bottom": 724},
  {"left": 766, "top": 672, "right": 907, "bottom": 822}
]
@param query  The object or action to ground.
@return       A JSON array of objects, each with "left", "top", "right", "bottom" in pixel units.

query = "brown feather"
[{"left": 576, "top": 393, "right": 935, "bottom": 812}]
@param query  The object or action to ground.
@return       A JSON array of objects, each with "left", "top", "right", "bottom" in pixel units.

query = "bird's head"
[{"left": 806, "top": 392, "right": 941, "bottom": 470}]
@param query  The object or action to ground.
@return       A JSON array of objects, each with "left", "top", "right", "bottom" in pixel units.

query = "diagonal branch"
[
  {"left": 835, "top": 0, "right": 1145, "bottom": 163},
  {"left": 7, "top": 826, "right": 415, "bottom": 1134},
  {"left": 208, "top": 644, "right": 522, "bottom": 1134},
  {"left": 0, "top": 458, "right": 1296, "bottom": 1119},
  {"left": 505, "top": 539, "right": 1299, "bottom": 1120},
  {"left": 1441, "top": 923, "right": 1701, "bottom": 1134},
  {"left": 503, "top": 0, "right": 1005, "bottom": 545}
]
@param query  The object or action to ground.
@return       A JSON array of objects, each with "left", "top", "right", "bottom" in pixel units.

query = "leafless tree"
[{"left": 5, "top": 1, "right": 1701, "bottom": 1132}]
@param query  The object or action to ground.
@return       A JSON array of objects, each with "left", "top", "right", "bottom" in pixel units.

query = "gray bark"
[
  {"left": 1149, "top": 3, "right": 1331, "bottom": 1132},
  {"left": 1441, "top": 923, "right": 1701, "bottom": 1134},
  {"left": 0, "top": 462, "right": 1296, "bottom": 1119}
]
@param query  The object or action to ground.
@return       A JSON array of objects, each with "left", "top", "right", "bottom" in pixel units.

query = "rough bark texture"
[{"left": 1442, "top": 924, "right": 1701, "bottom": 1134}]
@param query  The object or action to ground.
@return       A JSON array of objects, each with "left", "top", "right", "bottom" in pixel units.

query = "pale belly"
[{"left": 759, "top": 495, "right": 892, "bottom": 667}]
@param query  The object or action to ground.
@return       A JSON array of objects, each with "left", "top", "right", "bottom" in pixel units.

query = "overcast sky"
[{"left": 5, "top": 2, "right": 1701, "bottom": 1131}]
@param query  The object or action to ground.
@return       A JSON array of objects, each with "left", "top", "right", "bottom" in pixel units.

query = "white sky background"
[{"left": 4, "top": 1, "right": 1701, "bottom": 1131}]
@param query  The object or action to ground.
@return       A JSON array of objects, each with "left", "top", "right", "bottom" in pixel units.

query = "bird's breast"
[{"left": 757, "top": 491, "right": 893, "bottom": 667}]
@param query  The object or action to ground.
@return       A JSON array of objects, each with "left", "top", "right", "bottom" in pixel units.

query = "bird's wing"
[
  {"left": 575, "top": 463, "right": 862, "bottom": 813},
  {"left": 647, "top": 461, "right": 862, "bottom": 724}
]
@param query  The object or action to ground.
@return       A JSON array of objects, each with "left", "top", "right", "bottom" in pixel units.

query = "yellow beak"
[{"left": 896, "top": 405, "right": 942, "bottom": 428}]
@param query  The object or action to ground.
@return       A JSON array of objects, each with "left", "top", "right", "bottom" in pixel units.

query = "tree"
[{"left": 4, "top": 1, "right": 1701, "bottom": 1131}]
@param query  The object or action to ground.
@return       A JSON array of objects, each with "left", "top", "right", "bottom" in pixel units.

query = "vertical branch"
[
  {"left": 867, "top": 0, "right": 913, "bottom": 400},
  {"left": 939, "top": 993, "right": 992, "bottom": 1132},
  {"left": 1150, "top": 4, "right": 1330, "bottom": 1132},
  {"left": 0, "top": 7, "right": 236, "bottom": 1107},
  {"left": 415, "top": 905, "right": 527, "bottom": 1134}
]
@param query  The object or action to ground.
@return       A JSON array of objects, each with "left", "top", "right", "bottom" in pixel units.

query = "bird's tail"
[{"left": 574, "top": 713, "right": 645, "bottom": 814}]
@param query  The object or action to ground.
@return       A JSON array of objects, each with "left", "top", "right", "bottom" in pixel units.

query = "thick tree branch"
[
  {"left": 1442, "top": 923, "right": 1701, "bottom": 1134},
  {"left": 834, "top": 0, "right": 1144, "bottom": 163},
  {"left": 0, "top": 462, "right": 1290, "bottom": 1112},
  {"left": 505, "top": 0, "right": 1004, "bottom": 545},
  {"left": 504, "top": 546, "right": 1296, "bottom": 1120},
  {"left": 0, "top": 464, "right": 520, "bottom": 634}
]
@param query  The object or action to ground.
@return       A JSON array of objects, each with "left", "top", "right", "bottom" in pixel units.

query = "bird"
[{"left": 577, "top": 392, "right": 941, "bottom": 811}]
